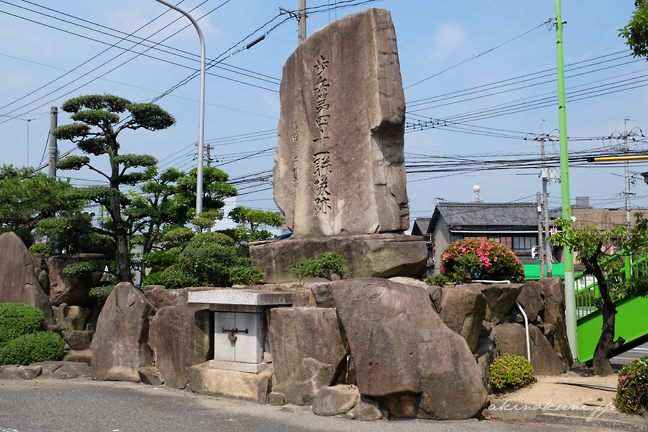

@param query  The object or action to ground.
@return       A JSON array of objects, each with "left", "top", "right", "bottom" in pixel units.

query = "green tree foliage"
[
  {"left": 549, "top": 214, "right": 648, "bottom": 376},
  {"left": 0, "top": 165, "right": 85, "bottom": 245},
  {"left": 52, "top": 94, "right": 175, "bottom": 282},
  {"left": 620, "top": 1, "right": 648, "bottom": 59}
]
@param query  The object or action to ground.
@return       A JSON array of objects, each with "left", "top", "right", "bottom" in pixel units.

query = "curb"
[{"left": 488, "top": 399, "right": 648, "bottom": 431}]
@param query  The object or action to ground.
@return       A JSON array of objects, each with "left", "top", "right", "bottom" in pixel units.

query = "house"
[{"left": 414, "top": 202, "right": 543, "bottom": 276}]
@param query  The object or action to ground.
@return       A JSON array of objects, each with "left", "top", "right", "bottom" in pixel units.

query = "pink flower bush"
[{"left": 438, "top": 238, "right": 525, "bottom": 283}]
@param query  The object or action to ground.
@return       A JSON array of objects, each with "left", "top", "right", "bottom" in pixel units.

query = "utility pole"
[
  {"left": 537, "top": 192, "right": 545, "bottom": 277},
  {"left": 555, "top": 0, "right": 578, "bottom": 360},
  {"left": 623, "top": 117, "right": 632, "bottom": 228},
  {"left": 48, "top": 106, "right": 58, "bottom": 178},
  {"left": 195, "top": 143, "right": 216, "bottom": 167},
  {"left": 298, "top": 0, "right": 306, "bottom": 44}
]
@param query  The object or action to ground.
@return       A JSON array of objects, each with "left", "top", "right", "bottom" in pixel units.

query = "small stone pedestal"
[{"left": 187, "top": 289, "right": 293, "bottom": 373}]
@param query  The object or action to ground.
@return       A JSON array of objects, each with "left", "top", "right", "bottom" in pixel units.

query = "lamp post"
[{"left": 154, "top": 0, "right": 206, "bottom": 215}]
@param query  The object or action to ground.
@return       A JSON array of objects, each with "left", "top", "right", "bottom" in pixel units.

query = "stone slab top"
[{"left": 187, "top": 288, "right": 294, "bottom": 306}]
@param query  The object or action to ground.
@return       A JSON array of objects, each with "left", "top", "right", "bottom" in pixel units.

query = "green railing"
[{"left": 574, "top": 252, "right": 648, "bottom": 362}]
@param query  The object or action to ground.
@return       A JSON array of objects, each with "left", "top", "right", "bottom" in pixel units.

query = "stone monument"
[{"left": 250, "top": 8, "right": 427, "bottom": 283}]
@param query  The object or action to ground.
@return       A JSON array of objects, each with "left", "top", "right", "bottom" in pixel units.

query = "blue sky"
[{"left": 1, "top": 0, "right": 646, "bottom": 229}]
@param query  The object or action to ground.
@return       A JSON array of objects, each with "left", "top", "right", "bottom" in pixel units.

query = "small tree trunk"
[
  {"left": 589, "top": 261, "right": 625, "bottom": 376},
  {"left": 115, "top": 228, "right": 131, "bottom": 283}
]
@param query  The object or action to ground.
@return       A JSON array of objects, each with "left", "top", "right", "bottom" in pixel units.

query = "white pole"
[{"left": 154, "top": 0, "right": 206, "bottom": 215}]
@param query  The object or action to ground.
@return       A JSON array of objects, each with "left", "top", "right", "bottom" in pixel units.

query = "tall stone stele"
[{"left": 251, "top": 8, "right": 427, "bottom": 282}]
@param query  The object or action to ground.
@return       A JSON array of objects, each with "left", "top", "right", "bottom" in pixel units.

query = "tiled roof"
[{"left": 435, "top": 203, "right": 537, "bottom": 227}]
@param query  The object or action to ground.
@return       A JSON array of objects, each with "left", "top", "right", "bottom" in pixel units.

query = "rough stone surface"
[
  {"left": 310, "top": 282, "right": 335, "bottom": 308},
  {"left": 48, "top": 362, "right": 93, "bottom": 379},
  {"left": 16, "top": 365, "right": 42, "bottom": 380},
  {"left": 494, "top": 323, "right": 567, "bottom": 376},
  {"left": 250, "top": 234, "right": 427, "bottom": 283},
  {"left": 144, "top": 286, "right": 188, "bottom": 309},
  {"left": 517, "top": 281, "right": 545, "bottom": 322},
  {"left": 61, "top": 330, "right": 94, "bottom": 350},
  {"left": 63, "top": 349, "right": 92, "bottom": 366},
  {"left": 138, "top": 366, "right": 164, "bottom": 386},
  {"left": 269, "top": 307, "right": 346, "bottom": 405},
  {"left": 0, "top": 365, "right": 20, "bottom": 380},
  {"left": 267, "top": 392, "right": 286, "bottom": 406},
  {"left": 92, "top": 282, "right": 155, "bottom": 382},
  {"left": 149, "top": 306, "right": 211, "bottom": 389},
  {"left": 273, "top": 8, "right": 408, "bottom": 237},
  {"left": 31, "top": 253, "right": 50, "bottom": 293},
  {"left": 54, "top": 303, "right": 85, "bottom": 330},
  {"left": 474, "top": 333, "right": 497, "bottom": 391},
  {"left": 439, "top": 285, "right": 487, "bottom": 352},
  {"left": 0, "top": 232, "right": 53, "bottom": 323},
  {"left": 477, "top": 283, "right": 523, "bottom": 325},
  {"left": 329, "top": 278, "right": 487, "bottom": 420},
  {"left": 355, "top": 395, "right": 389, "bottom": 421},
  {"left": 187, "top": 362, "right": 272, "bottom": 403},
  {"left": 539, "top": 277, "right": 573, "bottom": 370},
  {"left": 426, "top": 285, "right": 443, "bottom": 313},
  {"left": 292, "top": 287, "right": 316, "bottom": 307},
  {"left": 46, "top": 253, "right": 103, "bottom": 307},
  {"left": 312, "top": 385, "right": 360, "bottom": 416}
]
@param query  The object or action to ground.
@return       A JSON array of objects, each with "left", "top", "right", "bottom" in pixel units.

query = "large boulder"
[
  {"left": 494, "top": 323, "right": 567, "bottom": 376},
  {"left": 47, "top": 253, "right": 104, "bottom": 307},
  {"left": 149, "top": 306, "right": 211, "bottom": 389},
  {"left": 0, "top": 232, "right": 53, "bottom": 323},
  {"left": 477, "top": 283, "right": 523, "bottom": 325},
  {"left": 273, "top": 8, "right": 409, "bottom": 237},
  {"left": 439, "top": 285, "right": 487, "bottom": 352},
  {"left": 329, "top": 278, "right": 487, "bottom": 420},
  {"left": 539, "top": 277, "right": 573, "bottom": 370},
  {"left": 517, "top": 281, "right": 545, "bottom": 323},
  {"left": 53, "top": 303, "right": 85, "bottom": 330},
  {"left": 312, "top": 385, "right": 360, "bottom": 416},
  {"left": 92, "top": 282, "right": 155, "bottom": 382},
  {"left": 31, "top": 253, "right": 50, "bottom": 293},
  {"left": 144, "top": 286, "right": 188, "bottom": 309},
  {"left": 269, "top": 307, "right": 346, "bottom": 405}
]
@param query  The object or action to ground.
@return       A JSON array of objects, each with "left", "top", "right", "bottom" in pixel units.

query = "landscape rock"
[
  {"left": 494, "top": 323, "right": 567, "bottom": 376},
  {"left": 477, "top": 283, "right": 523, "bottom": 325},
  {"left": 46, "top": 253, "right": 103, "bottom": 307},
  {"left": 250, "top": 234, "right": 427, "bottom": 283},
  {"left": 63, "top": 349, "right": 92, "bottom": 366},
  {"left": 31, "top": 253, "right": 50, "bottom": 293},
  {"left": 187, "top": 362, "right": 272, "bottom": 403},
  {"left": 138, "top": 366, "right": 164, "bottom": 386},
  {"left": 310, "top": 282, "right": 335, "bottom": 308},
  {"left": 30, "top": 361, "right": 92, "bottom": 379},
  {"left": 329, "top": 278, "right": 487, "bottom": 420},
  {"left": 149, "top": 306, "right": 211, "bottom": 389},
  {"left": 54, "top": 303, "right": 85, "bottom": 330},
  {"left": 439, "top": 285, "right": 487, "bottom": 352},
  {"left": 312, "top": 385, "right": 360, "bottom": 416},
  {"left": 62, "top": 330, "right": 94, "bottom": 350},
  {"left": 292, "top": 286, "right": 316, "bottom": 307},
  {"left": 539, "top": 277, "right": 573, "bottom": 370},
  {"left": 354, "top": 395, "right": 389, "bottom": 421},
  {"left": 426, "top": 285, "right": 443, "bottom": 313},
  {"left": 517, "top": 281, "right": 544, "bottom": 322},
  {"left": 474, "top": 333, "right": 497, "bottom": 391},
  {"left": 267, "top": 392, "right": 286, "bottom": 406},
  {"left": 273, "top": 8, "right": 408, "bottom": 237},
  {"left": 92, "top": 282, "right": 155, "bottom": 382},
  {"left": 269, "top": 307, "right": 346, "bottom": 405},
  {"left": 16, "top": 364, "right": 41, "bottom": 380},
  {"left": 144, "top": 286, "right": 188, "bottom": 309},
  {"left": 0, "top": 365, "right": 19, "bottom": 380},
  {"left": 0, "top": 232, "right": 53, "bottom": 323}
]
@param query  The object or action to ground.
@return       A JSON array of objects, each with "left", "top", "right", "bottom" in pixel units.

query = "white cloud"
[{"left": 429, "top": 23, "right": 470, "bottom": 61}]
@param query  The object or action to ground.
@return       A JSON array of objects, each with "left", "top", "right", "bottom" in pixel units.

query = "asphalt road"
[
  {"left": 0, "top": 379, "right": 623, "bottom": 432},
  {"left": 611, "top": 340, "right": 648, "bottom": 370}
]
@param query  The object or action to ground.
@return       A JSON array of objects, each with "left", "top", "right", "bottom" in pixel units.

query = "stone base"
[
  {"left": 249, "top": 234, "right": 427, "bottom": 284},
  {"left": 209, "top": 360, "right": 267, "bottom": 374},
  {"left": 187, "top": 362, "right": 272, "bottom": 403}
]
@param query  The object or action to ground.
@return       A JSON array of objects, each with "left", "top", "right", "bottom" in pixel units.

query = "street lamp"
[{"left": 154, "top": 0, "right": 206, "bottom": 215}]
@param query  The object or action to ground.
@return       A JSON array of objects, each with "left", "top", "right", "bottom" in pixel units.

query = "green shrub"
[
  {"left": 89, "top": 285, "right": 115, "bottom": 302},
  {"left": 439, "top": 238, "right": 525, "bottom": 283},
  {"left": 615, "top": 356, "right": 648, "bottom": 415},
  {"left": 425, "top": 273, "right": 454, "bottom": 287},
  {"left": 289, "top": 252, "right": 351, "bottom": 282},
  {"left": 0, "top": 303, "right": 45, "bottom": 342},
  {"left": 489, "top": 354, "right": 534, "bottom": 391},
  {"left": 28, "top": 243, "right": 52, "bottom": 257},
  {"left": 0, "top": 331, "right": 65, "bottom": 366}
]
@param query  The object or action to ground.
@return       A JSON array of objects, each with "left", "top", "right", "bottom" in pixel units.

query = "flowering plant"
[
  {"left": 489, "top": 354, "right": 534, "bottom": 391},
  {"left": 614, "top": 356, "right": 648, "bottom": 415},
  {"left": 438, "top": 238, "right": 525, "bottom": 283}
]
